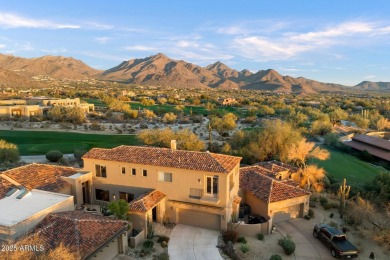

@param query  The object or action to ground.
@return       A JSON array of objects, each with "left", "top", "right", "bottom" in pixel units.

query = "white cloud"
[
  {"left": 288, "top": 22, "right": 374, "bottom": 45},
  {"left": 0, "top": 44, "right": 6, "bottom": 49},
  {"left": 233, "top": 36, "right": 312, "bottom": 61},
  {"left": 0, "top": 12, "right": 80, "bottom": 29},
  {"left": 84, "top": 22, "right": 113, "bottom": 30},
  {"left": 41, "top": 48, "right": 67, "bottom": 54},
  {"left": 124, "top": 45, "right": 157, "bottom": 51},
  {"left": 364, "top": 75, "right": 376, "bottom": 79},
  {"left": 80, "top": 51, "right": 129, "bottom": 62},
  {"left": 176, "top": 40, "right": 199, "bottom": 48},
  {"left": 94, "top": 37, "right": 110, "bottom": 44}
]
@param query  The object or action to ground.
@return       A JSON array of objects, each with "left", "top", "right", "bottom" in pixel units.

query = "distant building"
[
  {"left": 344, "top": 134, "right": 390, "bottom": 162},
  {"left": 0, "top": 97, "right": 94, "bottom": 118},
  {"left": 218, "top": 97, "right": 237, "bottom": 106}
]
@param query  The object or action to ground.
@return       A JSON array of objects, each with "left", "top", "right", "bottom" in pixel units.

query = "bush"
[
  {"left": 237, "top": 236, "right": 247, "bottom": 244},
  {"left": 157, "top": 235, "right": 170, "bottom": 243},
  {"left": 222, "top": 230, "right": 238, "bottom": 243},
  {"left": 240, "top": 244, "right": 250, "bottom": 254},
  {"left": 257, "top": 233, "right": 264, "bottom": 240},
  {"left": 308, "top": 209, "right": 315, "bottom": 218},
  {"left": 141, "top": 239, "right": 154, "bottom": 255},
  {"left": 270, "top": 254, "right": 283, "bottom": 260},
  {"left": 156, "top": 252, "right": 169, "bottom": 260},
  {"left": 46, "top": 150, "right": 63, "bottom": 162},
  {"left": 329, "top": 213, "right": 334, "bottom": 218},
  {"left": 304, "top": 215, "right": 311, "bottom": 220},
  {"left": 319, "top": 197, "right": 328, "bottom": 206},
  {"left": 278, "top": 237, "right": 296, "bottom": 255},
  {"left": 323, "top": 203, "right": 332, "bottom": 210},
  {"left": 0, "top": 139, "right": 19, "bottom": 163}
]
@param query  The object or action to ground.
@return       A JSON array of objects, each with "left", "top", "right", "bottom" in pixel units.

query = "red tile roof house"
[
  {"left": 82, "top": 143, "right": 242, "bottom": 236},
  {"left": 239, "top": 164, "right": 310, "bottom": 234},
  {"left": 0, "top": 164, "right": 129, "bottom": 260},
  {"left": 18, "top": 211, "right": 128, "bottom": 260}
]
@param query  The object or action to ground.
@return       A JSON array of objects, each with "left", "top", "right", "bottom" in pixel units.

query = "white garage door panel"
[
  {"left": 273, "top": 204, "right": 301, "bottom": 223},
  {"left": 178, "top": 209, "right": 221, "bottom": 230}
]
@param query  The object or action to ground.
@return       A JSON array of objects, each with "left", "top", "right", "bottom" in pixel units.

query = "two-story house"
[{"left": 82, "top": 141, "right": 242, "bottom": 232}]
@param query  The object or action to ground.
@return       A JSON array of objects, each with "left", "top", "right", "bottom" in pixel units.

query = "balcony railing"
[{"left": 189, "top": 188, "right": 203, "bottom": 199}]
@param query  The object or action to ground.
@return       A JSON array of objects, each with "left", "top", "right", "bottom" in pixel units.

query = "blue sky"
[{"left": 1, "top": 0, "right": 390, "bottom": 85}]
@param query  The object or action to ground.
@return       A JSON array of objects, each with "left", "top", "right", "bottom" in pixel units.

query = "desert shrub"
[
  {"left": 240, "top": 244, "right": 250, "bottom": 253},
  {"left": 223, "top": 230, "right": 238, "bottom": 243},
  {"left": 257, "top": 233, "right": 264, "bottom": 240},
  {"left": 46, "top": 150, "right": 63, "bottom": 162},
  {"left": 270, "top": 254, "right": 282, "bottom": 260},
  {"left": 308, "top": 209, "right": 315, "bottom": 218},
  {"left": 157, "top": 235, "right": 170, "bottom": 243},
  {"left": 141, "top": 239, "right": 154, "bottom": 255},
  {"left": 278, "top": 236, "right": 295, "bottom": 255},
  {"left": 0, "top": 139, "right": 19, "bottom": 163},
  {"left": 373, "top": 229, "right": 390, "bottom": 252},
  {"left": 155, "top": 252, "right": 169, "bottom": 260},
  {"left": 323, "top": 203, "right": 332, "bottom": 210},
  {"left": 304, "top": 215, "right": 311, "bottom": 220},
  {"left": 237, "top": 236, "right": 247, "bottom": 244},
  {"left": 217, "top": 241, "right": 239, "bottom": 260},
  {"left": 319, "top": 196, "right": 328, "bottom": 206},
  {"left": 329, "top": 213, "right": 334, "bottom": 218}
]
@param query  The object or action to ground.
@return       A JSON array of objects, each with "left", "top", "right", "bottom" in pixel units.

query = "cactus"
[
  {"left": 146, "top": 215, "right": 154, "bottom": 239},
  {"left": 338, "top": 178, "right": 350, "bottom": 219}
]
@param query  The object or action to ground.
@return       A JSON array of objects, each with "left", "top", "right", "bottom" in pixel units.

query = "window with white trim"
[
  {"left": 95, "top": 165, "right": 107, "bottom": 178},
  {"left": 206, "top": 176, "right": 218, "bottom": 196},
  {"left": 158, "top": 172, "right": 172, "bottom": 182}
]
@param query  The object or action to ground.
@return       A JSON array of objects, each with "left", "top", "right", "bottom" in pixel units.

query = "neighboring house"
[
  {"left": 0, "top": 164, "right": 92, "bottom": 242},
  {"left": 219, "top": 98, "right": 237, "bottom": 106},
  {"left": 0, "top": 186, "right": 74, "bottom": 242},
  {"left": 240, "top": 165, "right": 310, "bottom": 233},
  {"left": 0, "top": 97, "right": 94, "bottom": 118},
  {"left": 344, "top": 134, "right": 390, "bottom": 162},
  {"left": 82, "top": 142, "right": 242, "bottom": 233},
  {"left": 20, "top": 211, "right": 128, "bottom": 260},
  {"left": 0, "top": 164, "right": 92, "bottom": 206}
]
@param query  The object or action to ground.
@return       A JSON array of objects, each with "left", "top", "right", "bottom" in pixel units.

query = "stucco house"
[
  {"left": 0, "top": 164, "right": 128, "bottom": 259},
  {"left": 82, "top": 142, "right": 242, "bottom": 233},
  {"left": 240, "top": 164, "right": 311, "bottom": 233},
  {"left": 21, "top": 211, "right": 128, "bottom": 260},
  {"left": 0, "top": 97, "right": 94, "bottom": 118}
]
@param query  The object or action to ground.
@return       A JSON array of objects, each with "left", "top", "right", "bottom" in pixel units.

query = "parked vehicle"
[{"left": 313, "top": 224, "right": 359, "bottom": 258}]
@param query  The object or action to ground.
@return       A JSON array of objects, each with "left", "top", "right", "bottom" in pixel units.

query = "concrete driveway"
[
  {"left": 168, "top": 224, "right": 222, "bottom": 260},
  {"left": 276, "top": 218, "right": 334, "bottom": 260}
]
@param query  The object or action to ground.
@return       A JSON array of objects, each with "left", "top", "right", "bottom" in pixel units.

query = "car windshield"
[{"left": 333, "top": 235, "right": 346, "bottom": 241}]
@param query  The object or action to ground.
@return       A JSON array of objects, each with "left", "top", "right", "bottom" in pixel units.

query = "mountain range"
[{"left": 0, "top": 52, "right": 389, "bottom": 93}]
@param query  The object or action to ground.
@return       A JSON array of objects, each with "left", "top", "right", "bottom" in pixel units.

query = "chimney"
[{"left": 171, "top": 140, "right": 177, "bottom": 150}]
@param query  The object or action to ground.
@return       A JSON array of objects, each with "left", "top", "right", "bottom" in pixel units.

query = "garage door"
[
  {"left": 178, "top": 209, "right": 221, "bottom": 230},
  {"left": 273, "top": 204, "right": 302, "bottom": 224}
]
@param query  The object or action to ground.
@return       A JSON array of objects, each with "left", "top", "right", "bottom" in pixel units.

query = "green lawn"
[
  {"left": 310, "top": 148, "right": 386, "bottom": 184},
  {"left": 82, "top": 98, "right": 107, "bottom": 107},
  {"left": 0, "top": 130, "right": 140, "bottom": 155},
  {"left": 129, "top": 102, "right": 245, "bottom": 116}
]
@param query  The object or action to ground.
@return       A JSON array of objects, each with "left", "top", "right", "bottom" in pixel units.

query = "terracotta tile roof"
[
  {"left": 257, "top": 160, "right": 298, "bottom": 173},
  {"left": 24, "top": 211, "right": 127, "bottom": 259},
  {"left": 1, "top": 164, "right": 80, "bottom": 192},
  {"left": 240, "top": 166, "right": 310, "bottom": 203},
  {"left": 83, "top": 145, "right": 241, "bottom": 173},
  {"left": 0, "top": 176, "right": 16, "bottom": 199},
  {"left": 129, "top": 190, "right": 166, "bottom": 212}
]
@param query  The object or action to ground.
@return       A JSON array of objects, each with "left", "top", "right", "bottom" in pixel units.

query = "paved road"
[
  {"left": 276, "top": 218, "right": 334, "bottom": 260},
  {"left": 168, "top": 224, "right": 222, "bottom": 260}
]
